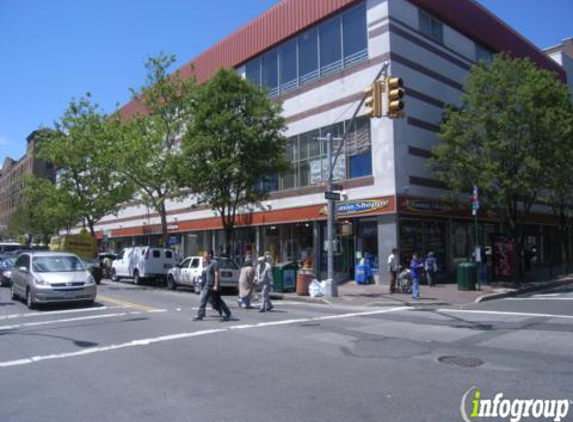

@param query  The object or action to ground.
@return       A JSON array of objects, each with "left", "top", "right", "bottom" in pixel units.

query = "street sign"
[{"left": 325, "top": 191, "right": 341, "bottom": 201}]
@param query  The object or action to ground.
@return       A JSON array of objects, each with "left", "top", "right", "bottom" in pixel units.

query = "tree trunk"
[
  {"left": 160, "top": 203, "right": 169, "bottom": 247},
  {"left": 223, "top": 225, "right": 233, "bottom": 258}
]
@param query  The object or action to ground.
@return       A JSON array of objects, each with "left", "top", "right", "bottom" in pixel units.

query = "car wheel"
[
  {"left": 10, "top": 284, "right": 18, "bottom": 300},
  {"left": 133, "top": 270, "right": 141, "bottom": 285},
  {"left": 111, "top": 268, "right": 119, "bottom": 282},
  {"left": 26, "top": 288, "right": 35, "bottom": 310},
  {"left": 167, "top": 275, "right": 176, "bottom": 290}
]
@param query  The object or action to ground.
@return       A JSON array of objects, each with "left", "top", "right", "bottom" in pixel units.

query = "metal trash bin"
[
  {"left": 272, "top": 262, "right": 298, "bottom": 293},
  {"left": 457, "top": 262, "right": 478, "bottom": 291}
]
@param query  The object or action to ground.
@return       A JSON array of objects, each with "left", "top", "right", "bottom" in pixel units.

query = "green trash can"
[
  {"left": 272, "top": 262, "right": 298, "bottom": 293},
  {"left": 457, "top": 262, "right": 478, "bottom": 291}
]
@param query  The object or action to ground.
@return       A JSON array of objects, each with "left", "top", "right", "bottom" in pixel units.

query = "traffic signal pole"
[{"left": 317, "top": 61, "right": 389, "bottom": 298}]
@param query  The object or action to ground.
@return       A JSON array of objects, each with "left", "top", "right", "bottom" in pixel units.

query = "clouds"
[{"left": 0, "top": 136, "right": 12, "bottom": 146}]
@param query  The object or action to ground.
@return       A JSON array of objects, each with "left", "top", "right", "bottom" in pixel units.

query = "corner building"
[{"left": 99, "top": 0, "right": 570, "bottom": 284}]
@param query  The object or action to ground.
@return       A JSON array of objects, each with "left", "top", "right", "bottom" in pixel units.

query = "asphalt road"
[{"left": 0, "top": 279, "right": 571, "bottom": 422}]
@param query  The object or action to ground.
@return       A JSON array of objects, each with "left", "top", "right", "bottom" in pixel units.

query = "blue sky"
[{"left": 1, "top": 0, "right": 572, "bottom": 163}]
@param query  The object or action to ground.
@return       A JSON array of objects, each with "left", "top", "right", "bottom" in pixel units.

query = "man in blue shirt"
[{"left": 410, "top": 252, "right": 424, "bottom": 301}]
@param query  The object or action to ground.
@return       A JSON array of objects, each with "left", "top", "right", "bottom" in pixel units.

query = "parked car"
[
  {"left": 0, "top": 256, "right": 16, "bottom": 287},
  {"left": 111, "top": 246, "right": 178, "bottom": 284},
  {"left": 10, "top": 251, "right": 97, "bottom": 309},
  {"left": 166, "top": 256, "right": 240, "bottom": 292}
]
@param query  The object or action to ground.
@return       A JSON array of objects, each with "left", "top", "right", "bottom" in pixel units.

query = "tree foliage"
[
  {"left": 113, "top": 53, "right": 197, "bottom": 245},
  {"left": 37, "top": 95, "right": 134, "bottom": 236},
  {"left": 182, "top": 68, "right": 289, "bottom": 255},
  {"left": 8, "top": 175, "right": 79, "bottom": 243},
  {"left": 430, "top": 54, "right": 573, "bottom": 273}
]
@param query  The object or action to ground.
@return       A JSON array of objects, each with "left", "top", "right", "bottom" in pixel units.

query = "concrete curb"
[
  {"left": 270, "top": 293, "right": 330, "bottom": 305},
  {"left": 474, "top": 279, "right": 573, "bottom": 303}
]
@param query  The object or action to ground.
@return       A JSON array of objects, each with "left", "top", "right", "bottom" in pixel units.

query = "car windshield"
[{"left": 32, "top": 256, "right": 86, "bottom": 273}]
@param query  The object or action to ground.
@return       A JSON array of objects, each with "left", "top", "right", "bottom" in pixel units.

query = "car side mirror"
[{"left": 19, "top": 266, "right": 28, "bottom": 272}]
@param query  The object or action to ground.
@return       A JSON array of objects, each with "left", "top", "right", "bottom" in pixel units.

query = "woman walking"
[
  {"left": 409, "top": 252, "right": 424, "bottom": 301},
  {"left": 237, "top": 257, "right": 255, "bottom": 308}
]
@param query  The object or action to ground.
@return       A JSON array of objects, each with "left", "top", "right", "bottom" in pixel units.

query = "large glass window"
[
  {"left": 241, "top": 3, "right": 367, "bottom": 96},
  {"left": 299, "top": 28, "right": 319, "bottom": 85},
  {"left": 262, "top": 50, "right": 278, "bottom": 96},
  {"left": 319, "top": 16, "right": 342, "bottom": 76},
  {"left": 246, "top": 58, "right": 261, "bottom": 87},
  {"left": 345, "top": 117, "right": 372, "bottom": 179},
  {"left": 280, "top": 39, "right": 298, "bottom": 93},
  {"left": 419, "top": 10, "right": 443, "bottom": 44},
  {"left": 343, "top": 3, "right": 368, "bottom": 66}
]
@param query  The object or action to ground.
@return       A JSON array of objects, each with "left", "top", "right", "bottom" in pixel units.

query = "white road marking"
[
  {"left": 0, "top": 306, "right": 126, "bottom": 321},
  {"left": 436, "top": 309, "right": 573, "bottom": 320},
  {"left": 0, "top": 309, "right": 167, "bottom": 331},
  {"left": 0, "top": 306, "right": 408, "bottom": 368}
]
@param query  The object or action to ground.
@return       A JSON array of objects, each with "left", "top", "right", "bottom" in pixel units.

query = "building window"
[
  {"left": 242, "top": 2, "right": 367, "bottom": 96},
  {"left": 262, "top": 50, "right": 278, "bottom": 96},
  {"left": 419, "top": 10, "right": 443, "bottom": 44},
  {"left": 319, "top": 16, "right": 343, "bottom": 77},
  {"left": 475, "top": 44, "right": 493, "bottom": 63},
  {"left": 274, "top": 117, "right": 371, "bottom": 191},
  {"left": 246, "top": 58, "right": 261, "bottom": 86},
  {"left": 280, "top": 39, "right": 298, "bottom": 93},
  {"left": 299, "top": 28, "right": 319, "bottom": 85},
  {"left": 343, "top": 2, "right": 368, "bottom": 66}
]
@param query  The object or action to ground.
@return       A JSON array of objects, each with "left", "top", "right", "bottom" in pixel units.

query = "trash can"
[
  {"left": 296, "top": 270, "right": 314, "bottom": 296},
  {"left": 272, "top": 262, "right": 298, "bottom": 293},
  {"left": 457, "top": 262, "right": 478, "bottom": 291}
]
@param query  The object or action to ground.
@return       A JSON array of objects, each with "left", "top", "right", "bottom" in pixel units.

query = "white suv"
[{"left": 111, "top": 246, "right": 178, "bottom": 284}]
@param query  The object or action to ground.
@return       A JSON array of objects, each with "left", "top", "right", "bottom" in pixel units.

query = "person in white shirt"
[
  {"left": 255, "top": 253, "right": 274, "bottom": 312},
  {"left": 387, "top": 248, "right": 400, "bottom": 294}
]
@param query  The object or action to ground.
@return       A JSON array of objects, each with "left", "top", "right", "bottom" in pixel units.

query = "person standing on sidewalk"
[
  {"left": 255, "top": 254, "right": 274, "bottom": 312},
  {"left": 410, "top": 252, "right": 424, "bottom": 301},
  {"left": 424, "top": 251, "right": 438, "bottom": 287},
  {"left": 194, "top": 250, "right": 232, "bottom": 322},
  {"left": 387, "top": 248, "right": 400, "bottom": 293}
]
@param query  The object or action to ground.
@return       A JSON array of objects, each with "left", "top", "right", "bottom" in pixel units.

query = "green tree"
[
  {"left": 37, "top": 95, "right": 134, "bottom": 237},
  {"left": 430, "top": 54, "right": 571, "bottom": 277},
  {"left": 182, "top": 68, "right": 289, "bottom": 256},
  {"left": 113, "top": 53, "right": 197, "bottom": 246},
  {"left": 544, "top": 106, "right": 573, "bottom": 273},
  {"left": 8, "top": 175, "right": 80, "bottom": 244}
]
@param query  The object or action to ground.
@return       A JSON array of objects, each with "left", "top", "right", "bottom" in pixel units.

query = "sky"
[{"left": 1, "top": 0, "right": 572, "bottom": 164}]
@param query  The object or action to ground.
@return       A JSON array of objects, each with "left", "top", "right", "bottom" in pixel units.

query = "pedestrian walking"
[
  {"left": 424, "top": 251, "right": 438, "bottom": 287},
  {"left": 387, "top": 248, "right": 400, "bottom": 293},
  {"left": 255, "top": 254, "right": 274, "bottom": 312},
  {"left": 193, "top": 250, "right": 232, "bottom": 322},
  {"left": 237, "top": 257, "right": 255, "bottom": 309},
  {"left": 409, "top": 252, "right": 424, "bottom": 301}
]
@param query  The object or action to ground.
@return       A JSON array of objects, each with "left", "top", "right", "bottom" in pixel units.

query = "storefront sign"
[
  {"left": 400, "top": 198, "right": 453, "bottom": 214},
  {"left": 338, "top": 198, "right": 391, "bottom": 216}
]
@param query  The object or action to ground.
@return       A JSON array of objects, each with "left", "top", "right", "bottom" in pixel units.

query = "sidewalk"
[{"left": 271, "top": 272, "right": 573, "bottom": 307}]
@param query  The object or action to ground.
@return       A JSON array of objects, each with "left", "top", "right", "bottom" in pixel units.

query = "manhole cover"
[{"left": 438, "top": 356, "right": 484, "bottom": 368}]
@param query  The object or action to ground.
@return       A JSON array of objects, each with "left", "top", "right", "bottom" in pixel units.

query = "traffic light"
[
  {"left": 364, "top": 81, "right": 383, "bottom": 119},
  {"left": 386, "top": 76, "right": 405, "bottom": 118}
]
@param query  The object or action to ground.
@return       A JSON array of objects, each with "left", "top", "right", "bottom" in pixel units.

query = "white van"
[{"left": 111, "top": 246, "right": 178, "bottom": 284}]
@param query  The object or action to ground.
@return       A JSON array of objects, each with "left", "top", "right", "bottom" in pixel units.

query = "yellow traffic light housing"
[
  {"left": 364, "top": 81, "right": 383, "bottom": 119},
  {"left": 386, "top": 77, "right": 405, "bottom": 118}
]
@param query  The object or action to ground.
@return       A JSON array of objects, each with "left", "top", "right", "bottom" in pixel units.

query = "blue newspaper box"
[{"left": 355, "top": 263, "right": 372, "bottom": 284}]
